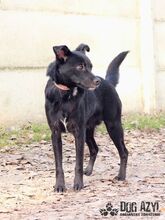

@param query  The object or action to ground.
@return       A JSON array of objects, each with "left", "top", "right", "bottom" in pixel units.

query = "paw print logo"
[
  {"left": 100, "top": 208, "right": 109, "bottom": 216},
  {"left": 106, "top": 202, "right": 113, "bottom": 212},
  {"left": 110, "top": 208, "right": 119, "bottom": 216},
  {"left": 100, "top": 202, "right": 119, "bottom": 217}
]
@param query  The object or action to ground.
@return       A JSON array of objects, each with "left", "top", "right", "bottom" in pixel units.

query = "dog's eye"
[{"left": 77, "top": 64, "right": 85, "bottom": 71}]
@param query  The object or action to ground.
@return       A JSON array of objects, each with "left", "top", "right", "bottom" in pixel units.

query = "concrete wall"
[
  {"left": 0, "top": 70, "right": 47, "bottom": 124},
  {"left": 153, "top": 0, "right": 165, "bottom": 111},
  {"left": 0, "top": 0, "right": 164, "bottom": 124}
]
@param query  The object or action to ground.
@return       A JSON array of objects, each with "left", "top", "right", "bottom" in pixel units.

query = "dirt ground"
[{"left": 0, "top": 129, "right": 165, "bottom": 220}]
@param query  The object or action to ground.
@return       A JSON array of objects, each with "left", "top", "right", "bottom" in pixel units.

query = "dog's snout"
[{"left": 93, "top": 77, "right": 101, "bottom": 86}]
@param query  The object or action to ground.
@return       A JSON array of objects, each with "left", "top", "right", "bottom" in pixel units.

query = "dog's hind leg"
[
  {"left": 51, "top": 130, "right": 65, "bottom": 192},
  {"left": 84, "top": 127, "right": 99, "bottom": 176},
  {"left": 104, "top": 120, "right": 128, "bottom": 180}
]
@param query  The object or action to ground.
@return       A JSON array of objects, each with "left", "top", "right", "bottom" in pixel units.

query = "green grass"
[
  {"left": 0, "top": 113, "right": 165, "bottom": 147},
  {"left": 0, "top": 122, "right": 51, "bottom": 147},
  {"left": 123, "top": 113, "right": 165, "bottom": 130},
  {"left": 97, "top": 113, "right": 165, "bottom": 134}
]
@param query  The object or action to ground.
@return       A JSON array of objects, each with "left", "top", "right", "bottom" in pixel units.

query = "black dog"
[{"left": 45, "top": 44, "right": 129, "bottom": 192}]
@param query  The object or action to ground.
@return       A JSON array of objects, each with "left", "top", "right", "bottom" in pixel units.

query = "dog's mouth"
[
  {"left": 88, "top": 87, "right": 97, "bottom": 91},
  {"left": 77, "top": 83, "right": 98, "bottom": 91},
  {"left": 76, "top": 77, "right": 101, "bottom": 91}
]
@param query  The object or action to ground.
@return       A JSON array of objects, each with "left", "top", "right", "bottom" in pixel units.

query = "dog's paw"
[
  {"left": 114, "top": 175, "right": 125, "bottom": 181},
  {"left": 73, "top": 178, "right": 84, "bottom": 191},
  {"left": 73, "top": 182, "right": 84, "bottom": 191},
  {"left": 74, "top": 176, "right": 84, "bottom": 191},
  {"left": 54, "top": 184, "right": 66, "bottom": 193},
  {"left": 106, "top": 202, "right": 113, "bottom": 212},
  {"left": 110, "top": 208, "right": 119, "bottom": 216},
  {"left": 100, "top": 208, "right": 108, "bottom": 216},
  {"left": 84, "top": 167, "right": 93, "bottom": 176}
]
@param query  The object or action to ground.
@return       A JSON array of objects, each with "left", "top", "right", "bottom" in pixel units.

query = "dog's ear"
[
  {"left": 53, "top": 45, "right": 71, "bottom": 62},
  {"left": 75, "top": 43, "right": 90, "bottom": 54}
]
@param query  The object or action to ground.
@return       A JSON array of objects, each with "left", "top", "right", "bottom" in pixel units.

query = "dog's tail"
[
  {"left": 105, "top": 51, "right": 129, "bottom": 87},
  {"left": 75, "top": 43, "right": 90, "bottom": 54}
]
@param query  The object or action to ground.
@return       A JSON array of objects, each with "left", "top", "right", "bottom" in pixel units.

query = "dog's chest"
[
  {"left": 60, "top": 114, "right": 76, "bottom": 133},
  {"left": 55, "top": 91, "right": 84, "bottom": 133},
  {"left": 59, "top": 103, "right": 75, "bottom": 133},
  {"left": 60, "top": 115, "right": 68, "bottom": 132}
]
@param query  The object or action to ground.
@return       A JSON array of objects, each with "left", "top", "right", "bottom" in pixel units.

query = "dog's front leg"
[
  {"left": 51, "top": 129, "right": 65, "bottom": 192},
  {"left": 73, "top": 127, "right": 85, "bottom": 191}
]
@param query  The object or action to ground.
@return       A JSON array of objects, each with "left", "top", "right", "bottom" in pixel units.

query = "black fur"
[
  {"left": 45, "top": 44, "right": 129, "bottom": 192},
  {"left": 75, "top": 43, "right": 90, "bottom": 54},
  {"left": 105, "top": 51, "right": 129, "bottom": 87}
]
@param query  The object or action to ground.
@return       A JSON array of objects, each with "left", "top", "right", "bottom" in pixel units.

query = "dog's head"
[{"left": 48, "top": 44, "right": 101, "bottom": 90}]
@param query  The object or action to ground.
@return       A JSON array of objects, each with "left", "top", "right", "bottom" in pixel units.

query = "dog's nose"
[{"left": 93, "top": 77, "right": 101, "bottom": 86}]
